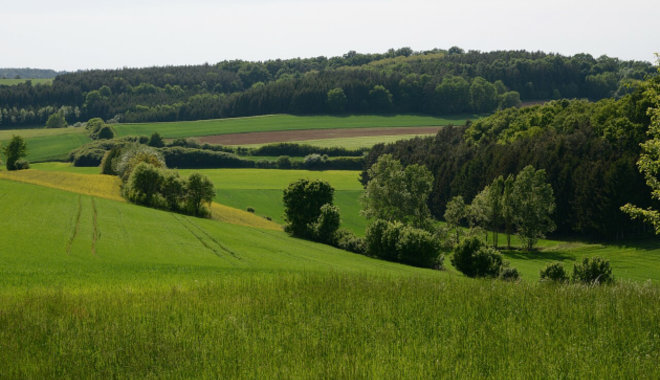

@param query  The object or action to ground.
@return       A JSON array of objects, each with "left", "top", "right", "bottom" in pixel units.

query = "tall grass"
[{"left": 0, "top": 274, "right": 658, "bottom": 378}]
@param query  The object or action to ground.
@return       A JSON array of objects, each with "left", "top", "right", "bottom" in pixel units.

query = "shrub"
[
  {"left": 283, "top": 179, "right": 334, "bottom": 238},
  {"left": 334, "top": 229, "right": 365, "bottom": 254},
  {"left": 396, "top": 226, "right": 441, "bottom": 268},
  {"left": 277, "top": 156, "right": 292, "bottom": 169},
  {"left": 100, "top": 146, "right": 122, "bottom": 175},
  {"left": 499, "top": 267, "right": 520, "bottom": 282},
  {"left": 125, "top": 162, "right": 164, "bottom": 206},
  {"left": 116, "top": 145, "right": 166, "bottom": 182},
  {"left": 148, "top": 132, "right": 165, "bottom": 147},
  {"left": 302, "top": 153, "right": 328, "bottom": 170},
  {"left": 246, "top": 207, "right": 255, "bottom": 213},
  {"left": 3, "top": 135, "right": 27, "bottom": 171},
  {"left": 160, "top": 147, "right": 254, "bottom": 169},
  {"left": 451, "top": 237, "right": 503, "bottom": 278},
  {"left": 572, "top": 257, "right": 614, "bottom": 285},
  {"left": 365, "top": 219, "right": 391, "bottom": 258},
  {"left": 13, "top": 159, "right": 30, "bottom": 170},
  {"left": 95, "top": 125, "right": 115, "bottom": 140},
  {"left": 160, "top": 171, "right": 186, "bottom": 212},
  {"left": 45, "top": 112, "right": 67, "bottom": 128},
  {"left": 311, "top": 204, "right": 341, "bottom": 244},
  {"left": 540, "top": 262, "right": 569, "bottom": 283}
]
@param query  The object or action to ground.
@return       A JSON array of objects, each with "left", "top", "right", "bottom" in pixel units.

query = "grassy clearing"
[
  {"left": 0, "top": 78, "right": 53, "bottom": 86},
  {"left": 115, "top": 114, "right": 470, "bottom": 139},
  {"left": 0, "top": 169, "right": 123, "bottom": 201},
  {"left": 239, "top": 133, "right": 437, "bottom": 149}
]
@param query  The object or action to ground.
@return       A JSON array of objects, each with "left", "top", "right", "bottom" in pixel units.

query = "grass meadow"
[
  {"left": 0, "top": 178, "right": 659, "bottom": 377},
  {"left": 239, "top": 133, "right": 438, "bottom": 149},
  {"left": 0, "top": 127, "right": 90, "bottom": 162},
  {"left": 114, "top": 114, "right": 469, "bottom": 139},
  {"left": 0, "top": 78, "right": 53, "bottom": 86}
]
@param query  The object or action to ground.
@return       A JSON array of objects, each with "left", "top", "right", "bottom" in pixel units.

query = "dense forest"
[
  {"left": 0, "top": 48, "right": 655, "bottom": 127},
  {"left": 363, "top": 76, "right": 660, "bottom": 240}
]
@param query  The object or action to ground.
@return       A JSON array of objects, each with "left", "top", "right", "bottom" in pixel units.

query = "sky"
[{"left": 1, "top": 0, "right": 658, "bottom": 71}]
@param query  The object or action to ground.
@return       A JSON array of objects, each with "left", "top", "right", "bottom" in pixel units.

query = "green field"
[
  {"left": 240, "top": 133, "right": 438, "bottom": 149},
  {"left": 0, "top": 78, "right": 53, "bottom": 86},
  {"left": 0, "top": 177, "right": 659, "bottom": 377},
  {"left": 0, "top": 127, "right": 90, "bottom": 162},
  {"left": 115, "top": 114, "right": 470, "bottom": 139}
]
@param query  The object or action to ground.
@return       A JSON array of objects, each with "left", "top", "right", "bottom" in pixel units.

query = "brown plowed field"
[{"left": 198, "top": 126, "right": 443, "bottom": 145}]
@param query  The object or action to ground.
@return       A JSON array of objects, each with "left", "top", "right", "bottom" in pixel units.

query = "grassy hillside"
[
  {"left": 114, "top": 114, "right": 469, "bottom": 139},
  {"left": 0, "top": 178, "right": 658, "bottom": 377},
  {"left": 0, "top": 127, "right": 90, "bottom": 162}
]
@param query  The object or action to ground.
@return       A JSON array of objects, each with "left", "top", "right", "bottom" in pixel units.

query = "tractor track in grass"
[
  {"left": 66, "top": 195, "right": 83, "bottom": 255},
  {"left": 172, "top": 214, "right": 241, "bottom": 261},
  {"left": 91, "top": 198, "right": 99, "bottom": 256}
]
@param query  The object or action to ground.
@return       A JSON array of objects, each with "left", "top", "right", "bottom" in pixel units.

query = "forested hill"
[
  {"left": 363, "top": 75, "right": 660, "bottom": 240},
  {"left": 0, "top": 48, "right": 656, "bottom": 127},
  {"left": 0, "top": 68, "right": 64, "bottom": 79}
]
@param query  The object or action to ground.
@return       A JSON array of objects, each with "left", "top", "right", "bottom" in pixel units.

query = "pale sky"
[{"left": 1, "top": 0, "right": 658, "bottom": 71}]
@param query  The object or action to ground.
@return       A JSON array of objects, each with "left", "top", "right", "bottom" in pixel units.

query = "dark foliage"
[
  {"left": 365, "top": 219, "right": 442, "bottom": 268},
  {"left": 572, "top": 257, "right": 614, "bottom": 285},
  {"left": 1, "top": 49, "right": 653, "bottom": 127},
  {"left": 539, "top": 262, "right": 569, "bottom": 283},
  {"left": 451, "top": 237, "right": 504, "bottom": 278},
  {"left": 250, "top": 143, "right": 366, "bottom": 157},
  {"left": 283, "top": 179, "right": 335, "bottom": 239}
]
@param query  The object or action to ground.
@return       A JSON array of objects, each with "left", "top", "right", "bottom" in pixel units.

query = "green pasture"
[
  {"left": 0, "top": 179, "right": 658, "bottom": 377},
  {"left": 115, "top": 114, "right": 469, "bottom": 139},
  {"left": 240, "top": 133, "right": 437, "bottom": 149},
  {"left": 0, "top": 78, "right": 53, "bottom": 86},
  {"left": 0, "top": 127, "right": 89, "bottom": 162}
]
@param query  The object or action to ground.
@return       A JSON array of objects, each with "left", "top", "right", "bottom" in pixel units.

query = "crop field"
[
  {"left": 0, "top": 78, "right": 53, "bottom": 86},
  {"left": 0, "top": 127, "right": 89, "bottom": 162},
  {"left": 237, "top": 133, "right": 437, "bottom": 149},
  {"left": 0, "top": 178, "right": 659, "bottom": 377},
  {"left": 114, "top": 114, "right": 470, "bottom": 139}
]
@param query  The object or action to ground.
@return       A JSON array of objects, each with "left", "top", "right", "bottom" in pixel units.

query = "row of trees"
[
  {"left": 1, "top": 49, "right": 654, "bottom": 127},
  {"left": 101, "top": 145, "right": 215, "bottom": 217},
  {"left": 444, "top": 166, "right": 555, "bottom": 250}
]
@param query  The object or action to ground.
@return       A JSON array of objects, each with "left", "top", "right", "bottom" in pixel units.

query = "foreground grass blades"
[{"left": 0, "top": 275, "right": 658, "bottom": 378}]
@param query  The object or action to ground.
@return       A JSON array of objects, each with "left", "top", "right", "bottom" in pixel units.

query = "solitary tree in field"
[
  {"left": 621, "top": 65, "right": 660, "bottom": 234},
  {"left": 361, "top": 154, "right": 433, "bottom": 229},
  {"left": 185, "top": 173, "right": 215, "bottom": 217},
  {"left": 3, "top": 135, "right": 27, "bottom": 171}
]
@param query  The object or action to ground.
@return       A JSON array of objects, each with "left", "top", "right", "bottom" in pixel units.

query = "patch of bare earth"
[{"left": 198, "top": 126, "right": 444, "bottom": 145}]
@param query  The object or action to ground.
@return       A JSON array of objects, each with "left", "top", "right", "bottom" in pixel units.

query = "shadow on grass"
[{"left": 501, "top": 248, "right": 575, "bottom": 261}]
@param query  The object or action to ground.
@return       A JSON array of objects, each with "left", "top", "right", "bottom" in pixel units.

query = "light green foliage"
[
  {"left": 3, "top": 135, "right": 27, "bottom": 170},
  {"left": 469, "top": 77, "right": 498, "bottom": 113},
  {"left": 444, "top": 195, "right": 468, "bottom": 245},
  {"left": 622, "top": 72, "right": 660, "bottom": 233},
  {"left": 512, "top": 166, "right": 556, "bottom": 250},
  {"left": 125, "top": 162, "right": 164, "bottom": 206},
  {"left": 116, "top": 145, "right": 165, "bottom": 181},
  {"left": 361, "top": 154, "right": 433, "bottom": 228},
  {"left": 326, "top": 88, "right": 347, "bottom": 113},
  {"left": 45, "top": 112, "right": 67, "bottom": 128}
]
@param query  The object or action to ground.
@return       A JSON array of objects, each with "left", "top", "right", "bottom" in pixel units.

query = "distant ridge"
[{"left": 0, "top": 68, "right": 66, "bottom": 79}]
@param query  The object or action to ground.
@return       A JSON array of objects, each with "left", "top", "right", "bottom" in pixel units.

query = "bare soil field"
[{"left": 198, "top": 126, "right": 443, "bottom": 145}]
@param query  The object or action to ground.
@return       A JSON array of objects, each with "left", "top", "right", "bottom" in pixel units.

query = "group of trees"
[
  {"left": 102, "top": 145, "right": 215, "bottom": 217},
  {"left": 364, "top": 80, "right": 659, "bottom": 239},
  {"left": 1, "top": 49, "right": 654, "bottom": 127},
  {"left": 1, "top": 135, "right": 28, "bottom": 170},
  {"left": 445, "top": 166, "right": 555, "bottom": 250}
]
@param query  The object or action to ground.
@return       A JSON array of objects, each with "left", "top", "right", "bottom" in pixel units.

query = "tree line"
[
  {"left": 0, "top": 48, "right": 654, "bottom": 127},
  {"left": 362, "top": 79, "right": 659, "bottom": 239}
]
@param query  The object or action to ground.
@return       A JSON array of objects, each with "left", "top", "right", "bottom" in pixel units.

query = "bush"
[
  {"left": 250, "top": 143, "right": 366, "bottom": 157},
  {"left": 160, "top": 147, "right": 254, "bottom": 169},
  {"left": 116, "top": 145, "right": 166, "bottom": 182},
  {"left": 396, "top": 226, "right": 441, "bottom": 268},
  {"left": 572, "top": 257, "right": 614, "bottom": 285},
  {"left": 148, "top": 132, "right": 165, "bottom": 147},
  {"left": 95, "top": 125, "right": 115, "bottom": 140},
  {"left": 125, "top": 162, "right": 164, "bottom": 206},
  {"left": 311, "top": 204, "right": 341, "bottom": 244},
  {"left": 246, "top": 207, "right": 255, "bottom": 213},
  {"left": 302, "top": 153, "right": 328, "bottom": 169},
  {"left": 100, "top": 146, "right": 122, "bottom": 175},
  {"left": 277, "top": 156, "right": 292, "bottom": 169},
  {"left": 160, "top": 171, "right": 186, "bottom": 212},
  {"left": 283, "top": 179, "right": 334, "bottom": 238},
  {"left": 334, "top": 228, "right": 366, "bottom": 254},
  {"left": 499, "top": 267, "right": 520, "bottom": 282},
  {"left": 451, "top": 237, "right": 503, "bottom": 278},
  {"left": 540, "top": 262, "right": 569, "bottom": 283},
  {"left": 13, "top": 159, "right": 30, "bottom": 170},
  {"left": 45, "top": 112, "right": 67, "bottom": 128},
  {"left": 365, "top": 219, "right": 441, "bottom": 268},
  {"left": 3, "top": 135, "right": 27, "bottom": 171}
]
